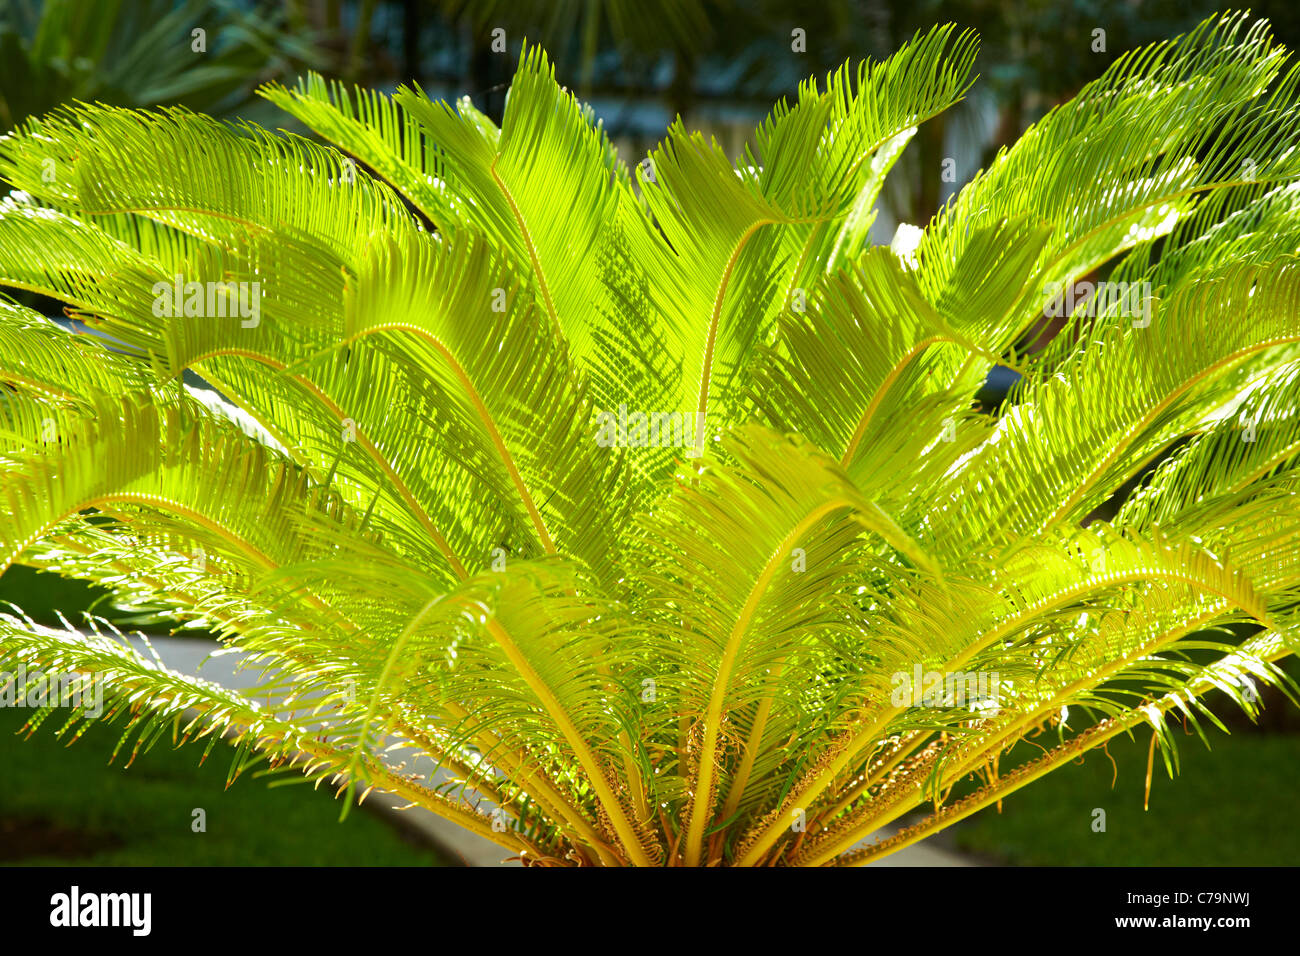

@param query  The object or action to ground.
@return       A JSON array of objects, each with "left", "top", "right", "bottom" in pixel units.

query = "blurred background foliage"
[
  {"left": 9, "top": 1, "right": 1300, "bottom": 222},
  {"left": 0, "top": 0, "right": 328, "bottom": 128},
  {"left": 2, "top": 0, "right": 1298, "bottom": 864}
]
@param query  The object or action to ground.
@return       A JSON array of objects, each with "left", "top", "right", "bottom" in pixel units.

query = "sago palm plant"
[{"left": 2, "top": 13, "right": 1300, "bottom": 867}]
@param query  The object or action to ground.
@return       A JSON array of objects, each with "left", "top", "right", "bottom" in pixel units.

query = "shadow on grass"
[
  {"left": 953, "top": 727, "right": 1300, "bottom": 865},
  {"left": 0, "top": 707, "right": 454, "bottom": 866}
]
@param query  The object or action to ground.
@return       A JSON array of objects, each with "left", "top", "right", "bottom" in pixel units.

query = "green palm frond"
[
  {"left": 932, "top": 257, "right": 1300, "bottom": 560},
  {"left": 916, "top": 12, "right": 1300, "bottom": 357},
  {"left": 612, "top": 25, "right": 979, "bottom": 425},
  {"left": 2, "top": 11, "right": 1299, "bottom": 866},
  {"left": 260, "top": 73, "right": 470, "bottom": 235}
]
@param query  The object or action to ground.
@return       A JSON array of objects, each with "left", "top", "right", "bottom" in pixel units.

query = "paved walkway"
[{"left": 120, "top": 635, "right": 981, "bottom": 867}]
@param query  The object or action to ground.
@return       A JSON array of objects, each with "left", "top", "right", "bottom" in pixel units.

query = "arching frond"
[{"left": 2, "top": 13, "right": 1299, "bottom": 867}]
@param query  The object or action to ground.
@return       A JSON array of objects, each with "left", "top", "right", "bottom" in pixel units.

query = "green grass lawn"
[
  {"left": 5, "top": 564, "right": 1295, "bottom": 866},
  {"left": 952, "top": 727, "right": 1300, "bottom": 865},
  {"left": 0, "top": 563, "right": 222, "bottom": 638},
  {"left": 0, "top": 565, "right": 124, "bottom": 629},
  {"left": 0, "top": 706, "right": 454, "bottom": 866}
]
